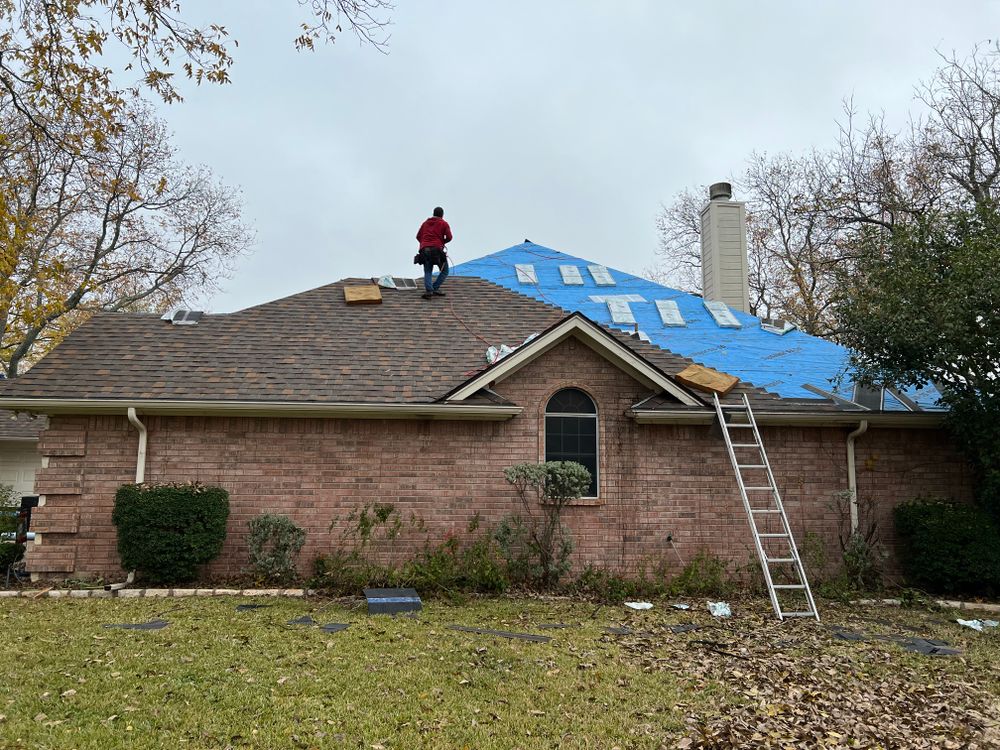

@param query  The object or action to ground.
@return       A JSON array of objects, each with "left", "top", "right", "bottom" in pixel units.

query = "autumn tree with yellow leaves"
[{"left": 0, "top": 1, "right": 393, "bottom": 375}]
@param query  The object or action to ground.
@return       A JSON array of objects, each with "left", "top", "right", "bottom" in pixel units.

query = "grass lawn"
[{"left": 1, "top": 595, "right": 998, "bottom": 749}]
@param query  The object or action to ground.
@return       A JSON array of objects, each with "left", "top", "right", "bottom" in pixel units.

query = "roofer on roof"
[{"left": 415, "top": 207, "right": 452, "bottom": 299}]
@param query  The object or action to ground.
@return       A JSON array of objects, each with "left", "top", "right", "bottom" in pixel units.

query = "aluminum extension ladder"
[{"left": 713, "top": 392, "right": 819, "bottom": 621}]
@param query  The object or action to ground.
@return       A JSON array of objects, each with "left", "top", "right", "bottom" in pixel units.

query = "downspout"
[
  {"left": 127, "top": 407, "right": 147, "bottom": 483},
  {"left": 846, "top": 420, "right": 869, "bottom": 534},
  {"left": 109, "top": 408, "right": 146, "bottom": 592}
]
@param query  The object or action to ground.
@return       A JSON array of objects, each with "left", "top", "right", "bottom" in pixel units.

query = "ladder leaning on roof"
[{"left": 713, "top": 392, "right": 820, "bottom": 622}]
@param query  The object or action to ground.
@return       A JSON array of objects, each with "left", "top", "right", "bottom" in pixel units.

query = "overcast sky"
[{"left": 158, "top": 1, "right": 1000, "bottom": 312}]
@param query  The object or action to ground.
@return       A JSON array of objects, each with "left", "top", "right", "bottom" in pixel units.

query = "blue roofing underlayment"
[{"left": 454, "top": 242, "right": 942, "bottom": 411}]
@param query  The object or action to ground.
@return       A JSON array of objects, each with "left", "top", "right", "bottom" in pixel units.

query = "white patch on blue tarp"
[
  {"left": 559, "top": 265, "right": 584, "bottom": 285},
  {"left": 704, "top": 300, "right": 742, "bottom": 328},
  {"left": 655, "top": 299, "right": 685, "bottom": 327},
  {"left": 588, "top": 265, "right": 616, "bottom": 286},
  {"left": 515, "top": 264, "right": 538, "bottom": 284}
]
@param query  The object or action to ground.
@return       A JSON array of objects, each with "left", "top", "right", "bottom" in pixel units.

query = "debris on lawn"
[
  {"left": 235, "top": 603, "right": 271, "bottom": 611},
  {"left": 829, "top": 624, "right": 962, "bottom": 656},
  {"left": 537, "top": 622, "right": 573, "bottom": 629},
  {"left": 364, "top": 587, "right": 422, "bottom": 615},
  {"left": 707, "top": 602, "right": 731, "bottom": 618},
  {"left": 288, "top": 615, "right": 316, "bottom": 626},
  {"left": 667, "top": 623, "right": 702, "bottom": 634},
  {"left": 608, "top": 605, "right": 994, "bottom": 747},
  {"left": 957, "top": 618, "right": 999, "bottom": 632},
  {"left": 102, "top": 619, "right": 169, "bottom": 631},
  {"left": 672, "top": 603, "right": 691, "bottom": 610},
  {"left": 624, "top": 601, "right": 653, "bottom": 610},
  {"left": 604, "top": 626, "right": 656, "bottom": 637},
  {"left": 319, "top": 623, "right": 350, "bottom": 633},
  {"left": 447, "top": 625, "right": 551, "bottom": 643}
]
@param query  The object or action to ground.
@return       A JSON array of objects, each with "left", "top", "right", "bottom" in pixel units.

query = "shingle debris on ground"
[
  {"left": 447, "top": 625, "right": 552, "bottom": 643},
  {"left": 102, "top": 619, "right": 169, "bottom": 630}
]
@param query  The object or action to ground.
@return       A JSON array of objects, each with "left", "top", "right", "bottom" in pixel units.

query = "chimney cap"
[{"left": 709, "top": 182, "right": 733, "bottom": 201}]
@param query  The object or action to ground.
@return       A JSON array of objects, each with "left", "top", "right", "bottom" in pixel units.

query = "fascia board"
[
  {"left": 445, "top": 316, "right": 700, "bottom": 406},
  {"left": 0, "top": 398, "right": 522, "bottom": 421}
]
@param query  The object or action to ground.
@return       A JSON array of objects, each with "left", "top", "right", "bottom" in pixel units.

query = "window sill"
[{"left": 562, "top": 497, "right": 602, "bottom": 507}]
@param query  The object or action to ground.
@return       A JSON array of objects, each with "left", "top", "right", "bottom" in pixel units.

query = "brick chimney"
[{"left": 699, "top": 182, "right": 750, "bottom": 314}]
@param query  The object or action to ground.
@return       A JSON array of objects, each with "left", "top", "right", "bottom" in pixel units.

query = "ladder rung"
[
  {"left": 732, "top": 443, "right": 760, "bottom": 448},
  {"left": 780, "top": 611, "right": 816, "bottom": 618},
  {"left": 766, "top": 558, "right": 795, "bottom": 563},
  {"left": 744, "top": 486, "right": 772, "bottom": 491},
  {"left": 738, "top": 464, "right": 766, "bottom": 469},
  {"left": 726, "top": 424, "right": 754, "bottom": 428},
  {"left": 759, "top": 533, "right": 789, "bottom": 538},
  {"left": 750, "top": 509, "right": 781, "bottom": 514},
  {"left": 773, "top": 584, "right": 805, "bottom": 589}
]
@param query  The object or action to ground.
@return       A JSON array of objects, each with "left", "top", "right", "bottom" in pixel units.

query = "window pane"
[
  {"left": 546, "top": 388, "right": 596, "bottom": 414},
  {"left": 545, "top": 414, "right": 598, "bottom": 497}
]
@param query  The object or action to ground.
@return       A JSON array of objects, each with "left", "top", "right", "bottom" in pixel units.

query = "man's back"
[{"left": 417, "top": 216, "right": 452, "bottom": 249}]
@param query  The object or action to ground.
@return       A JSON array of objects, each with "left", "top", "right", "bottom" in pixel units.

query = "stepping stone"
[
  {"left": 447, "top": 625, "right": 551, "bottom": 643},
  {"left": 103, "top": 619, "right": 169, "bottom": 631}
]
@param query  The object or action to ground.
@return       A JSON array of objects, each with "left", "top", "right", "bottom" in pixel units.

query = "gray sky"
[{"left": 160, "top": 1, "right": 1000, "bottom": 312}]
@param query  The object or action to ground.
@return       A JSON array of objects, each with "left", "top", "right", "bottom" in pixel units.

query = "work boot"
[
  {"left": 433, "top": 290, "right": 446, "bottom": 296},
  {"left": 421, "top": 292, "right": 433, "bottom": 300}
]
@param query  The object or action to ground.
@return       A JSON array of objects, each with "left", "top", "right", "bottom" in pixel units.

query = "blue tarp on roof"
[{"left": 454, "top": 242, "right": 942, "bottom": 411}]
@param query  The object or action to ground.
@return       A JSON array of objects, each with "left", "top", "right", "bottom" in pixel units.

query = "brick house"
[{"left": 0, "top": 187, "right": 973, "bottom": 583}]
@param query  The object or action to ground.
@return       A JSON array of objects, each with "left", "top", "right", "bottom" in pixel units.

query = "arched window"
[{"left": 545, "top": 388, "right": 598, "bottom": 498}]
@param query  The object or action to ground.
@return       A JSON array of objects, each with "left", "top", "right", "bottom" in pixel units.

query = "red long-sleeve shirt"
[{"left": 416, "top": 217, "right": 453, "bottom": 249}]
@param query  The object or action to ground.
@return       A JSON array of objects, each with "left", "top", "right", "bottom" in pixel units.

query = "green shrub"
[
  {"left": 502, "top": 461, "right": 590, "bottom": 587},
  {"left": 894, "top": 499, "right": 1000, "bottom": 597},
  {"left": 668, "top": 550, "right": 730, "bottom": 597},
  {"left": 112, "top": 482, "right": 230, "bottom": 584},
  {"left": 247, "top": 514, "right": 306, "bottom": 583},
  {"left": 570, "top": 564, "right": 669, "bottom": 602},
  {"left": 0, "top": 542, "right": 24, "bottom": 573}
]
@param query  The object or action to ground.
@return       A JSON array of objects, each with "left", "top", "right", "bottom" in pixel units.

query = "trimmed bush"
[
  {"left": 247, "top": 514, "right": 306, "bottom": 583},
  {"left": 112, "top": 482, "right": 230, "bottom": 584},
  {"left": 894, "top": 499, "right": 1000, "bottom": 597}
]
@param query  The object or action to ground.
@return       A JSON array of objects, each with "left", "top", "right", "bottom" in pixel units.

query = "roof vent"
[
  {"left": 760, "top": 317, "right": 795, "bottom": 335},
  {"left": 161, "top": 309, "right": 204, "bottom": 326},
  {"left": 709, "top": 182, "right": 733, "bottom": 201},
  {"left": 515, "top": 264, "right": 538, "bottom": 284}
]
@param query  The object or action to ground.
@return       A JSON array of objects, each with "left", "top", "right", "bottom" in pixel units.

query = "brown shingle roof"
[
  {"left": 0, "top": 276, "right": 781, "bottom": 407},
  {"left": 0, "top": 409, "right": 46, "bottom": 439}
]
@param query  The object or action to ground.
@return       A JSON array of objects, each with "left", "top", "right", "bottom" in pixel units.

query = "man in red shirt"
[{"left": 415, "top": 207, "right": 453, "bottom": 299}]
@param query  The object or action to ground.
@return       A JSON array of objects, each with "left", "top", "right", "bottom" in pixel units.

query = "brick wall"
[{"left": 26, "top": 338, "right": 974, "bottom": 581}]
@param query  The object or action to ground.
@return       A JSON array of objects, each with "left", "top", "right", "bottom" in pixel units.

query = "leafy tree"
[
  {"left": 652, "top": 43, "right": 1000, "bottom": 337},
  {"left": 837, "top": 205, "right": 1000, "bottom": 518},
  {"left": 0, "top": 1, "right": 394, "bottom": 152},
  {"left": 0, "top": 99, "right": 252, "bottom": 376}
]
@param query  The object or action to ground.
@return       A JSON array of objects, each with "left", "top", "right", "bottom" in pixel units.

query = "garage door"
[{"left": 0, "top": 441, "right": 42, "bottom": 497}]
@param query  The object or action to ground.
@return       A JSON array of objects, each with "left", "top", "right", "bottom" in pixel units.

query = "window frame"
[{"left": 543, "top": 387, "right": 599, "bottom": 500}]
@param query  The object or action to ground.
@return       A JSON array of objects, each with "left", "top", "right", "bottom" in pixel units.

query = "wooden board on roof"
[
  {"left": 675, "top": 363, "right": 739, "bottom": 395},
  {"left": 344, "top": 284, "right": 382, "bottom": 305}
]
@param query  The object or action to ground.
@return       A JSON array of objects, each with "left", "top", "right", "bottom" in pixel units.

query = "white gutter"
[
  {"left": 630, "top": 409, "right": 945, "bottom": 428},
  {"left": 0, "top": 398, "right": 522, "bottom": 421},
  {"left": 846, "top": 420, "right": 869, "bottom": 534},
  {"left": 126, "top": 407, "right": 147, "bottom": 483}
]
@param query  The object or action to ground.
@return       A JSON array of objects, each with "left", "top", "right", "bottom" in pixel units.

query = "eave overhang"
[{"left": 0, "top": 398, "right": 522, "bottom": 421}]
